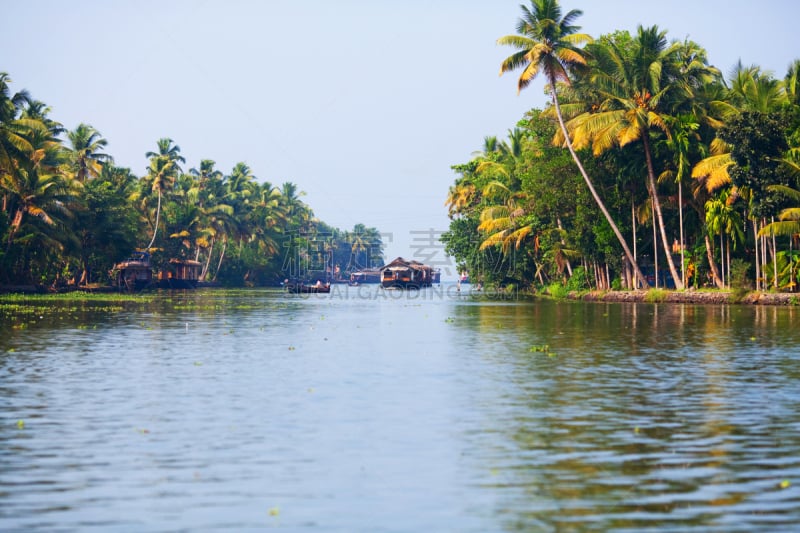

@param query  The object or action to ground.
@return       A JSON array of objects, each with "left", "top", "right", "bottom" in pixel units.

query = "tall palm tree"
[
  {"left": 143, "top": 138, "right": 184, "bottom": 250},
  {"left": 66, "top": 123, "right": 111, "bottom": 182},
  {"left": 567, "top": 26, "right": 720, "bottom": 289},
  {"left": 497, "top": 0, "right": 648, "bottom": 288}
]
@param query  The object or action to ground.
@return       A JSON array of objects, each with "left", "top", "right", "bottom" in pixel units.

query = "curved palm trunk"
[
  {"left": 212, "top": 239, "right": 227, "bottom": 282},
  {"left": 200, "top": 236, "right": 216, "bottom": 280},
  {"left": 146, "top": 190, "right": 161, "bottom": 251},
  {"left": 5, "top": 208, "right": 24, "bottom": 252},
  {"left": 549, "top": 79, "right": 648, "bottom": 289},
  {"left": 642, "top": 135, "right": 684, "bottom": 289}
]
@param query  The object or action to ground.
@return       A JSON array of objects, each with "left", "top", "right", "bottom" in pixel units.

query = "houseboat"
[
  {"left": 111, "top": 251, "right": 154, "bottom": 292},
  {"left": 380, "top": 257, "right": 434, "bottom": 289},
  {"left": 157, "top": 258, "right": 202, "bottom": 289},
  {"left": 350, "top": 268, "right": 382, "bottom": 285}
]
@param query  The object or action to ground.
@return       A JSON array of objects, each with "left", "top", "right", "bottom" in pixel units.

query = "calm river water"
[{"left": 1, "top": 286, "right": 800, "bottom": 531}]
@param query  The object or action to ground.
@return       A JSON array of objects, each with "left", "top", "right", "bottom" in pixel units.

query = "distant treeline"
[{"left": 0, "top": 72, "right": 384, "bottom": 287}]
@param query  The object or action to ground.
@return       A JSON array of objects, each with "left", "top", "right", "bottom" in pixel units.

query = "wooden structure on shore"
[
  {"left": 157, "top": 258, "right": 202, "bottom": 289},
  {"left": 380, "top": 257, "right": 434, "bottom": 289}
]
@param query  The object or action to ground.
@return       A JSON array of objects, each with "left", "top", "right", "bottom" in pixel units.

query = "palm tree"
[
  {"left": 497, "top": 0, "right": 648, "bottom": 288},
  {"left": 568, "top": 26, "right": 720, "bottom": 289},
  {"left": 1, "top": 121, "right": 74, "bottom": 258},
  {"left": 66, "top": 123, "right": 111, "bottom": 182},
  {"left": 189, "top": 159, "right": 223, "bottom": 202},
  {"left": 1, "top": 73, "right": 36, "bottom": 184},
  {"left": 705, "top": 191, "right": 744, "bottom": 287},
  {"left": 661, "top": 114, "right": 701, "bottom": 288},
  {"left": 143, "top": 138, "right": 184, "bottom": 250}
]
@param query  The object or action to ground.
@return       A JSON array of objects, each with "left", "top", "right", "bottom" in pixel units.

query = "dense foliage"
[
  {"left": 444, "top": 0, "right": 800, "bottom": 292},
  {"left": 0, "top": 73, "right": 384, "bottom": 287}
]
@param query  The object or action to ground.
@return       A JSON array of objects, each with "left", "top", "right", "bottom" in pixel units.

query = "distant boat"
[
  {"left": 156, "top": 258, "right": 202, "bottom": 289},
  {"left": 111, "top": 251, "right": 154, "bottom": 292},
  {"left": 380, "top": 257, "right": 434, "bottom": 289},
  {"left": 350, "top": 268, "right": 381, "bottom": 285},
  {"left": 286, "top": 282, "right": 331, "bottom": 294}
]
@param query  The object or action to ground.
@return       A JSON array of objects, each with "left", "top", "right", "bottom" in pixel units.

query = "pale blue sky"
[{"left": 2, "top": 1, "right": 798, "bottom": 271}]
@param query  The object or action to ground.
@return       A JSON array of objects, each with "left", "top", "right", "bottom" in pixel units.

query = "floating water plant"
[
  {"left": 16, "top": 420, "right": 24, "bottom": 430},
  {"left": 529, "top": 344, "right": 557, "bottom": 357}
]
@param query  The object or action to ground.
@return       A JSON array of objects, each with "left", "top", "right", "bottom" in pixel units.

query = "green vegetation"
[
  {"left": 1, "top": 74, "right": 384, "bottom": 288},
  {"left": 443, "top": 0, "right": 800, "bottom": 295}
]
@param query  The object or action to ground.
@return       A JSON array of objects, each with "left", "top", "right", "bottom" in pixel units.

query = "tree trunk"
[
  {"left": 556, "top": 217, "right": 572, "bottom": 276},
  {"left": 753, "top": 219, "right": 760, "bottom": 291},
  {"left": 642, "top": 135, "right": 684, "bottom": 289},
  {"left": 704, "top": 233, "right": 724, "bottom": 289},
  {"left": 548, "top": 78, "right": 648, "bottom": 289},
  {"left": 146, "top": 190, "right": 162, "bottom": 251},
  {"left": 720, "top": 232, "right": 725, "bottom": 288},
  {"left": 6, "top": 208, "right": 24, "bottom": 252},
  {"left": 653, "top": 207, "right": 658, "bottom": 288},
  {"left": 212, "top": 239, "right": 227, "bottom": 282},
  {"left": 772, "top": 217, "right": 778, "bottom": 289},
  {"left": 201, "top": 237, "right": 215, "bottom": 281},
  {"left": 678, "top": 180, "right": 685, "bottom": 289}
]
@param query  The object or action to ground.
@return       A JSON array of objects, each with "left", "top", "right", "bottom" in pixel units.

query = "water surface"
[{"left": 2, "top": 287, "right": 799, "bottom": 531}]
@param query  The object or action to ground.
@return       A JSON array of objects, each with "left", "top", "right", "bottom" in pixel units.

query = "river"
[{"left": 1, "top": 286, "right": 799, "bottom": 531}]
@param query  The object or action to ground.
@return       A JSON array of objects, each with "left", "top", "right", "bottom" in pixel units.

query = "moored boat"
[
  {"left": 379, "top": 257, "right": 434, "bottom": 289},
  {"left": 350, "top": 268, "right": 382, "bottom": 285},
  {"left": 157, "top": 258, "right": 202, "bottom": 289},
  {"left": 111, "top": 251, "right": 154, "bottom": 292},
  {"left": 286, "top": 282, "right": 331, "bottom": 294}
]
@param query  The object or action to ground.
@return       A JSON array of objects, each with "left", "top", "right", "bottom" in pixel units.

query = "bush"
[
  {"left": 644, "top": 287, "right": 668, "bottom": 303},
  {"left": 729, "top": 259, "right": 752, "bottom": 290},
  {"left": 547, "top": 282, "right": 568, "bottom": 299},
  {"left": 565, "top": 266, "right": 590, "bottom": 292}
]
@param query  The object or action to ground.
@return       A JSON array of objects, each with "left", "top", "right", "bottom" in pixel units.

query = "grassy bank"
[{"left": 571, "top": 289, "right": 799, "bottom": 306}]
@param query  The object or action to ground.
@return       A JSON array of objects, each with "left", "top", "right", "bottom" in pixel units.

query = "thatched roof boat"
[
  {"left": 379, "top": 257, "right": 434, "bottom": 289},
  {"left": 111, "top": 251, "right": 153, "bottom": 292}
]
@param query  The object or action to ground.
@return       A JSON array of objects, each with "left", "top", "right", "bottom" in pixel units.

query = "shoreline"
[{"left": 574, "top": 289, "right": 798, "bottom": 306}]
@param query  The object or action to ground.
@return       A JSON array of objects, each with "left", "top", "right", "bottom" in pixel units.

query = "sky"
[{"left": 2, "top": 0, "right": 799, "bottom": 277}]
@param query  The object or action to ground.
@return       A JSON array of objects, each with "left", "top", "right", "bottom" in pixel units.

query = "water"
[{"left": 2, "top": 286, "right": 800, "bottom": 531}]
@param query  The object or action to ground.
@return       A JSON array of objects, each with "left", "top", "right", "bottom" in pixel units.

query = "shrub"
[
  {"left": 644, "top": 287, "right": 668, "bottom": 303},
  {"left": 547, "top": 282, "right": 568, "bottom": 299},
  {"left": 565, "top": 266, "right": 590, "bottom": 292},
  {"left": 729, "top": 259, "right": 752, "bottom": 290}
]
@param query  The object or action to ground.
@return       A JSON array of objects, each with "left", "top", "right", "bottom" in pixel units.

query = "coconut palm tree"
[
  {"left": 1, "top": 122, "right": 74, "bottom": 259},
  {"left": 0, "top": 73, "right": 36, "bottom": 184},
  {"left": 497, "top": 0, "right": 648, "bottom": 288},
  {"left": 66, "top": 123, "right": 111, "bottom": 182},
  {"left": 143, "top": 138, "right": 184, "bottom": 250},
  {"left": 568, "top": 26, "right": 720, "bottom": 289}
]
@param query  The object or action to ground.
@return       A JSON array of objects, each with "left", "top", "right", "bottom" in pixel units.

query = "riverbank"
[{"left": 574, "top": 289, "right": 798, "bottom": 306}]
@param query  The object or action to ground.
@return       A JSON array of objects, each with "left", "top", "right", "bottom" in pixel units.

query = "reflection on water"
[{"left": 1, "top": 288, "right": 799, "bottom": 531}]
